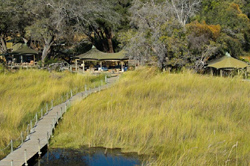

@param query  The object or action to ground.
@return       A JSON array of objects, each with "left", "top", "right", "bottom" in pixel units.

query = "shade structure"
[
  {"left": 12, "top": 44, "right": 38, "bottom": 55},
  {"left": 208, "top": 54, "right": 248, "bottom": 69},
  {"left": 75, "top": 46, "right": 128, "bottom": 61}
]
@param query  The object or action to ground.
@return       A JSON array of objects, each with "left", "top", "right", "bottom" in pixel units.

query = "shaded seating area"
[
  {"left": 207, "top": 52, "right": 249, "bottom": 77},
  {"left": 6, "top": 44, "right": 39, "bottom": 69},
  {"left": 73, "top": 46, "right": 129, "bottom": 73}
]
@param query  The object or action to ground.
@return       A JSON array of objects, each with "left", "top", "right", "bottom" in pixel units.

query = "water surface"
[{"left": 33, "top": 148, "right": 142, "bottom": 166}]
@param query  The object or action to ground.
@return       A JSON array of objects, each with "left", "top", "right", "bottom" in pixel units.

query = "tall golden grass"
[
  {"left": 0, "top": 70, "right": 103, "bottom": 157},
  {"left": 52, "top": 67, "right": 250, "bottom": 165}
]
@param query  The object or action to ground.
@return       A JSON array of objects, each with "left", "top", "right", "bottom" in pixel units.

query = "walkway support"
[{"left": 0, "top": 76, "right": 118, "bottom": 166}]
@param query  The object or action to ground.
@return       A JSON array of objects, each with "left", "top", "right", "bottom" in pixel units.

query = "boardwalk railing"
[{"left": 0, "top": 75, "right": 110, "bottom": 166}]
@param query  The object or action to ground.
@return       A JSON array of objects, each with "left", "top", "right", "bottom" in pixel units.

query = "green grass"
[
  {"left": 0, "top": 69, "right": 104, "bottom": 158},
  {"left": 52, "top": 67, "right": 250, "bottom": 165}
]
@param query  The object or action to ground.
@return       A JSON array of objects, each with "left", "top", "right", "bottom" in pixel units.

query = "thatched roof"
[
  {"left": 208, "top": 53, "right": 248, "bottom": 69},
  {"left": 11, "top": 44, "right": 38, "bottom": 55},
  {"left": 75, "top": 46, "right": 128, "bottom": 61}
]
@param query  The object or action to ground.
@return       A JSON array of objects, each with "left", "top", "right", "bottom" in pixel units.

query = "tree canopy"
[{"left": 0, "top": 0, "right": 250, "bottom": 70}]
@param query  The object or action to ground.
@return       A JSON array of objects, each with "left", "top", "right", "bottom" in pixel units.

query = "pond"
[{"left": 32, "top": 147, "right": 143, "bottom": 166}]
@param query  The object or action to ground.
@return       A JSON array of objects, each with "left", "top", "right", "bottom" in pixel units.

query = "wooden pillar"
[
  {"left": 220, "top": 69, "right": 223, "bottom": 77},
  {"left": 210, "top": 68, "right": 213, "bottom": 76},
  {"left": 75, "top": 59, "right": 77, "bottom": 72},
  {"left": 121, "top": 61, "right": 124, "bottom": 72},
  {"left": 99, "top": 61, "right": 102, "bottom": 71},
  {"left": 21, "top": 55, "right": 23, "bottom": 64},
  {"left": 82, "top": 61, "right": 85, "bottom": 73},
  {"left": 33, "top": 55, "right": 36, "bottom": 62}
]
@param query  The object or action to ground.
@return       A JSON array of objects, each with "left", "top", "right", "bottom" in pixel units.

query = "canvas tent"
[
  {"left": 10, "top": 44, "right": 39, "bottom": 63},
  {"left": 208, "top": 52, "right": 248, "bottom": 69},
  {"left": 74, "top": 46, "right": 128, "bottom": 72},
  {"left": 75, "top": 46, "right": 128, "bottom": 61},
  {"left": 207, "top": 52, "right": 249, "bottom": 76}
]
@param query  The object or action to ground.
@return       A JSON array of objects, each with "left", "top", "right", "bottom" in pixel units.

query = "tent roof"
[
  {"left": 208, "top": 53, "right": 248, "bottom": 69},
  {"left": 11, "top": 44, "right": 38, "bottom": 55},
  {"left": 75, "top": 46, "right": 128, "bottom": 61}
]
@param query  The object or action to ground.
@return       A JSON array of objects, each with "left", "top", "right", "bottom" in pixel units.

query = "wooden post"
[
  {"left": 82, "top": 61, "right": 85, "bottom": 73},
  {"left": 40, "top": 109, "right": 43, "bottom": 119},
  {"left": 99, "top": 61, "right": 102, "bottom": 71},
  {"left": 121, "top": 61, "right": 124, "bottom": 72},
  {"left": 11, "top": 140, "right": 13, "bottom": 152},
  {"left": 24, "top": 149, "right": 28, "bottom": 166},
  {"left": 60, "top": 107, "right": 63, "bottom": 118},
  {"left": 75, "top": 59, "right": 78, "bottom": 72},
  {"left": 220, "top": 69, "right": 223, "bottom": 77},
  {"left": 210, "top": 68, "right": 213, "bottom": 76},
  {"left": 21, "top": 55, "right": 23, "bottom": 64},
  {"left": 35, "top": 113, "right": 38, "bottom": 125},
  {"left": 26, "top": 125, "right": 30, "bottom": 140},
  {"left": 46, "top": 103, "right": 48, "bottom": 114},
  {"left": 70, "top": 65, "right": 72, "bottom": 72},
  {"left": 38, "top": 139, "right": 41, "bottom": 157},
  {"left": 11, "top": 160, "right": 13, "bottom": 166},
  {"left": 21, "top": 131, "right": 23, "bottom": 144},
  {"left": 51, "top": 124, "right": 53, "bottom": 135},
  {"left": 51, "top": 100, "right": 53, "bottom": 109},
  {"left": 47, "top": 131, "right": 50, "bottom": 149},
  {"left": 56, "top": 112, "right": 59, "bottom": 124},
  {"left": 30, "top": 120, "right": 33, "bottom": 133}
]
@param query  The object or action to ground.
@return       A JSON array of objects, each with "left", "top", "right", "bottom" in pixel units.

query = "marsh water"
[{"left": 32, "top": 148, "right": 142, "bottom": 166}]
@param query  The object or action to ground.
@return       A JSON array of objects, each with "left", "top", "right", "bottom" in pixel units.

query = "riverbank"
[{"left": 51, "top": 68, "right": 250, "bottom": 165}]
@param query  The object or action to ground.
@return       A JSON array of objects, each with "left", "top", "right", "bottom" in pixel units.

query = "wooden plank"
[{"left": 0, "top": 76, "right": 118, "bottom": 166}]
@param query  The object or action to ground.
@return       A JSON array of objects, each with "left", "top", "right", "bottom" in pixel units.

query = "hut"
[
  {"left": 207, "top": 52, "right": 249, "bottom": 76},
  {"left": 9, "top": 43, "right": 39, "bottom": 64},
  {"left": 74, "top": 46, "right": 128, "bottom": 72}
]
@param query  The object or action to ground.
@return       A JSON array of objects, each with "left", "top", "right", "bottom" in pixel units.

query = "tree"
[
  {"left": 120, "top": 0, "right": 202, "bottom": 70},
  {"left": 69, "top": 0, "right": 122, "bottom": 53},
  {"left": 24, "top": 0, "right": 74, "bottom": 65},
  {"left": 0, "top": 0, "right": 30, "bottom": 53},
  {"left": 186, "top": 21, "right": 221, "bottom": 71},
  {"left": 169, "top": 0, "right": 202, "bottom": 27}
]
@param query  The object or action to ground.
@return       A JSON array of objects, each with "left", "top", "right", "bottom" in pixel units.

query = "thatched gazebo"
[
  {"left": 10, "top": 44, "right": 39, "bottom": 64},
  {"left": 74, "top": 46, "right": 128, "bottom": 72},
  {"left": 207, "top": 52, "right": 249, "bottom": 76}
]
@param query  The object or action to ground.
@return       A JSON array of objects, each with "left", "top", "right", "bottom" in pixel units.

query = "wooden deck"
[{"left": 0, "top": 76, "right": 118, "bottom": 166}]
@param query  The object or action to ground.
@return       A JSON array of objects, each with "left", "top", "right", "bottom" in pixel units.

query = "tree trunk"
[
  {"left": 0, "top": 36, "right": 7, "bottom": 53},
  {"left": 41, "top": 36, "right": 54, "bottom": 67},
  {"left": 104, "top": 27, "right": 114, "bottom": 53}
]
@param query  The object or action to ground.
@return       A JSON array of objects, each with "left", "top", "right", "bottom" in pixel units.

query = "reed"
[
  {"left": 0, "top": 69, "right": 103, "bottom": 158},
  {"left": 52, "top": 67, "right": 250, "bottom": 165}
]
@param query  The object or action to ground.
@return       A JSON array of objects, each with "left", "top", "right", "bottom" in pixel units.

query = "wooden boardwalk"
[{"left": 0, "top": 76, "right": 118, "bottom": 166}]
